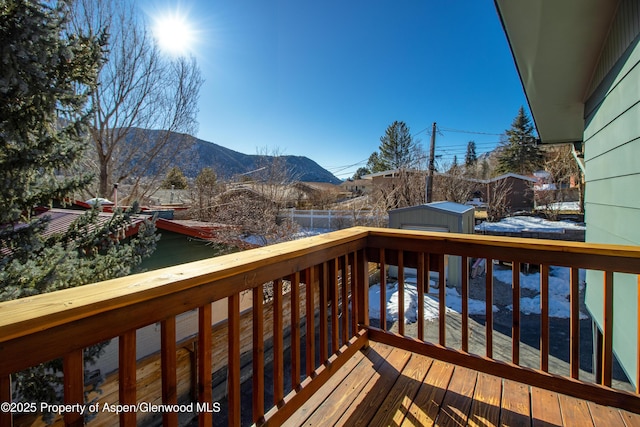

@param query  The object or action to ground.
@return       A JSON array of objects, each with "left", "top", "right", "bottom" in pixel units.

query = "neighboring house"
[
  {"left": 340, "top": 178, "right": 372, "bottom": 196},
  {"left": 467, "top": 173, "right": 536, "bottom": 212},
  {"left": 495, "top": 0, "right": 640, "bottom": 386},
  {"left": 363, "top": 168, "right": 536, "bottom": 212},
  {"left": 35, "top": 207, "right": 144, "bottom": 239}
]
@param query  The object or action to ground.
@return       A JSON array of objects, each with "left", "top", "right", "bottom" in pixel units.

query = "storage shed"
[
  {"left": 388, "top": 201, "right": 475, "bottom": 286},
  {"left": 389, "top": 201, "right": 475, "bottom": 233}
]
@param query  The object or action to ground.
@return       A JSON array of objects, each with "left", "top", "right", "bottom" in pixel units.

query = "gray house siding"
[{"left": 583, "top": 2, "right": 640, "bottom": 386}]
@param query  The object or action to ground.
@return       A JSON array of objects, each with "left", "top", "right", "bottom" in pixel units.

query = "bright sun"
[{"left": 152, "top": 10, "right": 197, "bottom": 57}]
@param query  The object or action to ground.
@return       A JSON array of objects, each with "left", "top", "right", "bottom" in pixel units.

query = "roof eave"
[{"left": 494, "top": 0, "right": 619, "bottom": 144}]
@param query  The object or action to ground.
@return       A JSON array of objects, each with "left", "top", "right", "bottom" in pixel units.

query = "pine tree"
[
  {"left": 465, "top": 141, "right": 477, "bottom": 168},
  {"left": 161, "top": 166, "right": 189, "bottom": 189},
  {"left": 368, "top": 121, "right": 422, "bottom": 172},
  {"left": 0, "top": 0, "right": 158, "bottom": 416},
  {"left": 496, "top": 107, "right": 544, "bottom": 175}
]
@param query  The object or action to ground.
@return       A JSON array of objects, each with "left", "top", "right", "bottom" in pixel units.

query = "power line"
[{"left": 439, "top": 126, "right": 504, "bottom": 136}]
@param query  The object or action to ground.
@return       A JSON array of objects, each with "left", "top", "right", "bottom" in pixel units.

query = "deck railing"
[{"left": 1, "top": 226, "right": 640, "bottom": 426}]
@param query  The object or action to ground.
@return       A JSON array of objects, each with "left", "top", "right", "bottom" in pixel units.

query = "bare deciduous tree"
[
  {"left": 536, "top": 144, "right": 583, "bottom": 217},
  {"left": 70, "top": 0, "right": 203, "bottom": 200},
  {"left": 369, "top": 168, "right": 426, "bottom": 215},
  {"left": 486, "top": 178, "right": 513, "bottom": 222}
]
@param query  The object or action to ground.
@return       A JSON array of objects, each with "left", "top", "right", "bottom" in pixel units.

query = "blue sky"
[{"left": 144, "top": 1, "right": 528, "bottom": 180}]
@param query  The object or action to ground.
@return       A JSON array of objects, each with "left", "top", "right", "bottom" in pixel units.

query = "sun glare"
[{"left": 152, "top": 9, "right": 197, "bottom": 57}]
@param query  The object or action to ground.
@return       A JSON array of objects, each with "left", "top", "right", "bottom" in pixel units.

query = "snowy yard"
[
  {"left": 369, "top": 265, "right": 588, "bottom": 324},
  {"left": 475, "top": 215, "right": 585, "bottom": 233}
]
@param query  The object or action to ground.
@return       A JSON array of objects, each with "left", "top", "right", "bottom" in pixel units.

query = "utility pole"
[{"left": 426, "top": 122, "right": 437, "bottom": 203}]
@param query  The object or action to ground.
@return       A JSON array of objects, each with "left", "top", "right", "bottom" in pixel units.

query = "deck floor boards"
[{"left": 287, "top": 341, "right": 640, "bottom": 427}]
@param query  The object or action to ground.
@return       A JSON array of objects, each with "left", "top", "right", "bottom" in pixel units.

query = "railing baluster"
[
  {"left": 229, "top": 293, "right": 241, "bottom": 426},
  {"left": 398, "top": 250, "right": 405, "bottom": 336},
  {"left": 306, "top": 267, "right": 316, "bottom": 376},
  {"left": 0, "top": 374, "right": 10, "bottom": 427},
  {"left": 63, "top": 349, "right": 84, "bottom": 427},
  {"left": 319, "top": 264, "right": 329, "bottom": 362},
  {"left": 512, "top": 261, "right": 521, "bottom": 365},
  {"left": 438, "top": 254, "right": 446, "bottom": 346},
  {"left": 290, "top": 273, "right": 301, "bottom": 390},
  {"left": 197, "top": 304, "right": 212, "bottom": 427},
  {"left": 462, "top": 256, "right": 469, "bottom": 353},
  {"left": 379, "top": 249, "right": 387, "bottom": 332},
  {"left": 252, "top": 285, "right": 265, "bottom": 423},
  {"left": 602, "top": 271, "right": 614, "bottom": 387},
  {"left": 540, "top": 264, "right": 550, "bottom": 372},
  {"left": 570, "top": 267, "right": 580, "bottom": 380},
  {"left": 417, "top": 252, "right": 425, "bottom": 341},
  {"left": 341, "top": 255, "right": 349, "bottom": 344},
  {"left": 119, "top": 330, "right": 137, "bottom": 426},
  {"left": 330, "top": 258, "right": 340, "bottom": 354},
  {"left": 350, "top": 252, "right": 358, "bottom": 336},
  {"left": 161, "top": 316, "right": 178, "bottom": 426},
  {"left": 273, "top": 279, "right": 284, "bottom": 405},
  {"left": 356, "top": 249, "right": 369, "bottom": 327},
  {"left": 486, "top": 258, "right": 493, "bottom": 359}
]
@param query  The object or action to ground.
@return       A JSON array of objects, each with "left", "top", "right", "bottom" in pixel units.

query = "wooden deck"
[{"left": 284, "top": 341, "right": 640, "bottom": 427}]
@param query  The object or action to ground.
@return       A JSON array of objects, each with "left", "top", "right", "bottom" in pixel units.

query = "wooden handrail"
[
  {"left": 362, "top": 227, "right": 640, "bottom": 415},
  {"left": 1, "top": 226, "right": 640, "bottom": 425}
]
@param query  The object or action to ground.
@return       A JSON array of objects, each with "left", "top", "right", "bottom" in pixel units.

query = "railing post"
[
  {"left": 438, "top": 254, "right": 446, "bottom": 346},
  {"left": 198, "top": 304, "right": 212, "bottom": 427},
  {"left": 306, "top": 267, "right": 316, "bottom": 376},
  {"left": 397, "top": 250, "right": 405, "bottom": 336},
  {"left": 290, "top": 274, "right": 301, "bottom": 389},
  {"left": 570, "top": 267, "right": 580, "bottom": 379},
  {"left": 486, "top": 258, "right": 493, "bottom": 359},
  {"left": 228, "top": 294, "right": 241, "bottom": 426},
  {"left": 417, "top": 252, "right": 427, "bottom": 341},
  {"left": 161, "top": 316, "right": 178, "bottom": 426},
  {"left": 273, "top": 279, "right": 284, "bottom": 405},
  {"left": 602, "top": 271, "right": 614, "bottom": 387},
  {"left": 356, "top": 249, "right": 369, "bottom": 327},
  {"left": 0, "top": 374, "right": 11, "bottom": 427},
  {"left": 340, "top": 255, "right": 349, "bottom": 344},
  {"left": 461, "top": 256, "right": 469, "bottom": 353},
  {"left": 63, "top": 349, "right": 84, "bottom": 427},
  {"left": 540, "top": 264, "right": 550, "bottom": 372},
  {"left": 252, "top": 285, "right": 265, "bottom": 423},
  {"left": 512, "top": 261, "right": 521, "bottom": 365},
  {"left": 119, "top": 330, "right": 137, "bottom": 426},
  {"left": 329, "top": 259, "right": 340, "bottom": 354},
  {"left": 319, "top": 264, "right": 329, "bottom": 361},
  {"left": 380, "top": 249, "right": 387, "bottom": 333}
]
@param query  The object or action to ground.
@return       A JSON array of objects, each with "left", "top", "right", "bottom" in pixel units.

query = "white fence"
[{"left": 278, "top": 208, "right": 386, "bottom": 230}]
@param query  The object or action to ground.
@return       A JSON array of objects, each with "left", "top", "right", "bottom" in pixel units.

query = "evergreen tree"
[
  {"left": 0, "top": 0, "right": 158, "bottom": 416},
  {"left": 352, "top": 167, "right": 370, "bottom": 180},
  {"left": 496, "top": 107, "right": 544, "bottom": 175},
  {"left": 368, "top": 121, "right": 422, "bottom": 172},
  {"left": 161, "top": 166, "right": 189, "bottom": 189},
  {"left": 465, "top": 141, "right": 477, "bottom": 168}
]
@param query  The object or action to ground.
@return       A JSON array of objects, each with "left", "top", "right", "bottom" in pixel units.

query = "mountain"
[
  {"left": 191, "top": 137, "right": 341, "bottom": 183},
  {"left": 139, "top": 129, "right": 341, "bottom": 184}
]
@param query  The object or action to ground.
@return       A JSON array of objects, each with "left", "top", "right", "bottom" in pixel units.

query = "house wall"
[{"left": 583, "top": 1, "right": 640, "bottom": 386}]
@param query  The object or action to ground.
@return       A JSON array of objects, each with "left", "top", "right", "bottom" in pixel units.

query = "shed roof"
[{"left": 390, "top": 201, "right": 474, "bottom": 216}]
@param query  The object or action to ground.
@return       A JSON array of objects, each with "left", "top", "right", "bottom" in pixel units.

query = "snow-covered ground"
[
  {"left": 369, "top": 275, "right": 499, "bottom": 324},
  {"left": 535, "top": 201, "right": 581, "bottom": 212},
  {"left": 369, "top": 266, "right": 588, "bottom": 324},
  {"left": 475, "top": 215, "right": 585, "bottom": 233}
]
